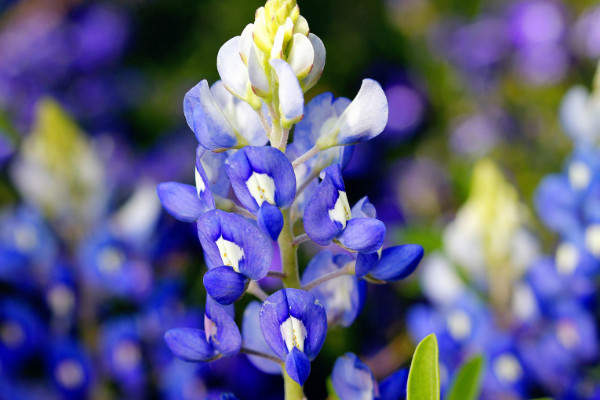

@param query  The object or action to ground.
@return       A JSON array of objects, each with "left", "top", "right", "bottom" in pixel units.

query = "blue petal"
[
  {"left": 226, "top": 146, "right": 296, "bottom": 213},
  {"left": 336, "top": 218, "right": 386, "bottom": 253},
  {"left": 203, "top": 266, "right": 249, "bottom": 305},
  {"left": 369, "top": 245, "right": 424, "bottom": 281},
  {"left": 285, "top": 347, "right": 311, "bottom": 386},
  {"left": 197, "top": 210, "right": 272, "bottom": 280},
  {"left": 270, "top": 59, "right": 304, "bottom": 125},
  {"left": 355, "top": 252, "right": 379, "bottom": 279},
  {"left": 164, "top": 328, "right": 216, "bottom": 362},
  {"left": 259, "top": 289, "right": 327, "bottom": 360},
  {"left": 194, "top": 149, "right": 216, "bottom": 210},
  {"left": 242, "top": 301, "right": 281, "bottom": 375},
  {"left": 534, "top": 175, "right": 578, "bottom": 235},
  {"left": 157, "top": 182, "right": 207, "bottom": 222},
  {"left": 204, "top": 295, "right": 242, "bottom": 355},
  {"left": 331, "top": 353, "right": 378, "bottom": 400},
  {"left": 351, "top": 196, "right": 377, "bottom": 219},
  {"left": 197, "top": 146, "right": 230, "bottom": 198},
  {"left": 301, "top": 252, "right": 362, "bottom": 327},
  {"left": 184, "top": 80, "right": 238, "bottom": 151},
  {"left": 379, "top": 368, "right": 408, "bottom": 400},
  {"left": 258, "top": 203, "right": 284, "bottom": 240},
  {"left": 304, "top": 165, "right": 347, "bottom": 245},
  {"left": 293, "top": 92, "right": 338, "bottom": 153}
]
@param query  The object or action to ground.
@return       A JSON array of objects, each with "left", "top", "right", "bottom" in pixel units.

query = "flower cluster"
[
  {"left": 406, "top": 65, "right": 600, "bottom": 399},
  {"left": 158, "top": 0, "right": 424, "bottom": 395}
]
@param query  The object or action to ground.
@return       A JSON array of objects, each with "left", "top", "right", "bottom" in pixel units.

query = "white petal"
[
  {"left": 280, "top": 315, "right": 307, "bottom": 352},
  {"left": 215, "top": 236, "right": 245, "bottom": 273},
  {"left": 287, "top": 33, "right": 314, "bottom": 80},
  {"left": 239, "top": 24, "right": 254, "bottom": 65},
  {"left": 270, "top": 58, "right": 304, "bottom": 126},
  {"left": 270, "top": 24, "right": 286, "bottom": 60},
  {"left": 320, "top": 79, "right": 387, "bottom": 148},
  {"left": 217, "top": 36, "right": 250, "bottom": 99},
  {"left": 293, "top": 15, "right": 309, "bottom": 36},
  {"left": 248, "top": 44, "right": 271, "bottom": 96},
  {"left": 301, "top": 33, "right": 325, "bottom": 92}
]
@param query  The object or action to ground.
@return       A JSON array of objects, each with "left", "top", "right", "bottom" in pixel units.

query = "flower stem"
[
  {"left": 284, "top": 368, "right": 306, "bottom": 400},
  {"left": 292, "top": 145, "right": 319, "bottom": 168},
  {"left": 246, "top": 281, "right": 268, "bottom": 301},
  {"left": 278, "top": 208, "right": 301, "bottom": 289},
  {"left": 302, "top": 262, "right": 355, "bottom": 291},
  {"left": 241, "top": 347, "right": 284, "bottom": 365}
]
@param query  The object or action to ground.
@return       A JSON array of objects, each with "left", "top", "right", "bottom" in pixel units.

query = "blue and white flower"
[
  {"left": 198, "top": 210, "right": 272, "bottom": 304},
  {"left": 164, "top": 296, "right": 241, "bottom": 362},
  {"left": 259, "top": 288, "right": 327, "bottom": 386}
]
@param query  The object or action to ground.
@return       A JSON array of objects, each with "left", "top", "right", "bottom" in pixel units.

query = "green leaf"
[
  {"left": 445, "top": 354, "right": 485, "bottom": 400},
  {"left": 407, "top": 334, "right": 440, "bottom": 400}
]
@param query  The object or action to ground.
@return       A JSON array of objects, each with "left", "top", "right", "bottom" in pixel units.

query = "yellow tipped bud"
[
  {"left": 293, "top": 15, "right": 309, "bottom": 36},
  {"left": 253, "top": 8, "right": 273, "bottom": 54}
]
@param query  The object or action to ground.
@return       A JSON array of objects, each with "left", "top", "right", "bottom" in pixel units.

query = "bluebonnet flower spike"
[
  {"left": 164, "top": 296, "right": 241, "bottom": 362},
  {"left": 304, "top": 164, "right": 385, "bottom": 252},
  {"left": 198, "top": 210, "right": 272, "bottom": 304},
  {"left": 259, "top": 288, "right": 327, "bottom": 386}
]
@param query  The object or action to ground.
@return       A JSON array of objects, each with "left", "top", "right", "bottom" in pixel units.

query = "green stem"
[
  {"left": 284, "top": 368, "right": 305, "bottom": 400},
  {"left": 278, "top": 208, "right": 301, "bottom": 289}
]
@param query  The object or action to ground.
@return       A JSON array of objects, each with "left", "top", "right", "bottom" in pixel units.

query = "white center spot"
[
  {"left": 47, "top": 285, "right": 76, "bottom": 316},
  {"left": 555, "top": 242, "right": 579, "bottom": 275},
  {"left": 195, "top": 167, "right": 206, "bottom": 197},
  {"left": 98, "top": 247, "right": 125, "bottom": 274},
  {"left": 493, "top": 353, "right": 522, "bottom": 384},
  {"left": 215, "top": 236, "right": 244, "bottom": 273},
  {"left": 328, "top": 190, "right": 351, "bottom": 228},
  {"left": 14, "top": 225, "right": 38, "bottom": 251},
  {"left": 246, "top": 172, "right": 276, "bottom": 206},
  {"left": 55, "top": 359, "right": 85, "bottom": 389},
  {"left": 447, "top": 310, "right": 471, "bottom": 341},
  {"left": 569, "top": 161, "right": 592, "bottom": 190},
  {"left": 204, "top": 315, "right": 218, "bottom": 343},
  {"left": 585, "top": 224, "right": 600, "bottom": 256},
  {"left": 557, "top": 320, "right": 580, "bottom": 350},
  {"left": 113, "top": 340, "right": 142, "bottom": 371},
  {"left": 0, "top": 321, "right": 25, "bottom": 349},
  {"left": 280, "top": 315, "right": 307, "bottom": 353},
  {"left": 322, "top": 275, "right": 353, "bottom": 322}
]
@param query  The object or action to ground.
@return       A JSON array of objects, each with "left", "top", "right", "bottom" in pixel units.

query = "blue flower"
[
  {"left": 225, "top": 146, "right": 296, "bottom": 239},
  {"left": 301, "top": 251, "right": 365, "bottom": 327},
  {"left": 0, "top": 299, "right": 45, "bottom": 372},
  {"left": 331, "top": 353, "right": 378, "bottom": 399},
  {"left": 157, "top": 146, "right": 215, "bottom": 223},
  {"left": 259, "top": 288, "right": 327, "bottom": 386},
  {"left": 48, "top": 340, "right": 94, "bottom": 400},
  {"left": 164, "top": 296, "right": 241, "bottom": 362},
  {"left": 198, "top": 210, "right": 272, "bottom": 304},
  {"left": 303, "top": 164, "right": 385, "bottom": 253},
  {"left": 184, "top": 80, "right": 267, "bottom": 152},
  {"left": 331, "top": 352, "right": 409, "bottom": 400}
]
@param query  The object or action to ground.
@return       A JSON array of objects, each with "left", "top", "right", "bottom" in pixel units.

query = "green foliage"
[
  {"left": 446, "top": 354, "right": 485, "bottom": 400},
  {"left": 407, "top": 334, "right": 440, "bottom": 400}
]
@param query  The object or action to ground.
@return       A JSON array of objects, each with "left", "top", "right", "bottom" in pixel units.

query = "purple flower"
[
  {"left": 164, "top": 296, "right": 241, "bottom": 362},
  {"left": 303, "top": 164, "right": 385, "bottom": 253},
  {"left": 259, "top": 289, "right": 327, "bottom": 386},
  {"left": 198, "top": 210, "right": 272, "bottom": 304}
]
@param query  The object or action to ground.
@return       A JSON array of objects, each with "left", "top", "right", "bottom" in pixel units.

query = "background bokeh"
[{"left": 1, "top": 0, "right": 600, "bottom": 399}]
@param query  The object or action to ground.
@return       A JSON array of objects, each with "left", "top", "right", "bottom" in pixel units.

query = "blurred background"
[{"left": 1, "top": 0, "right": 600, "bottom": 399}]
